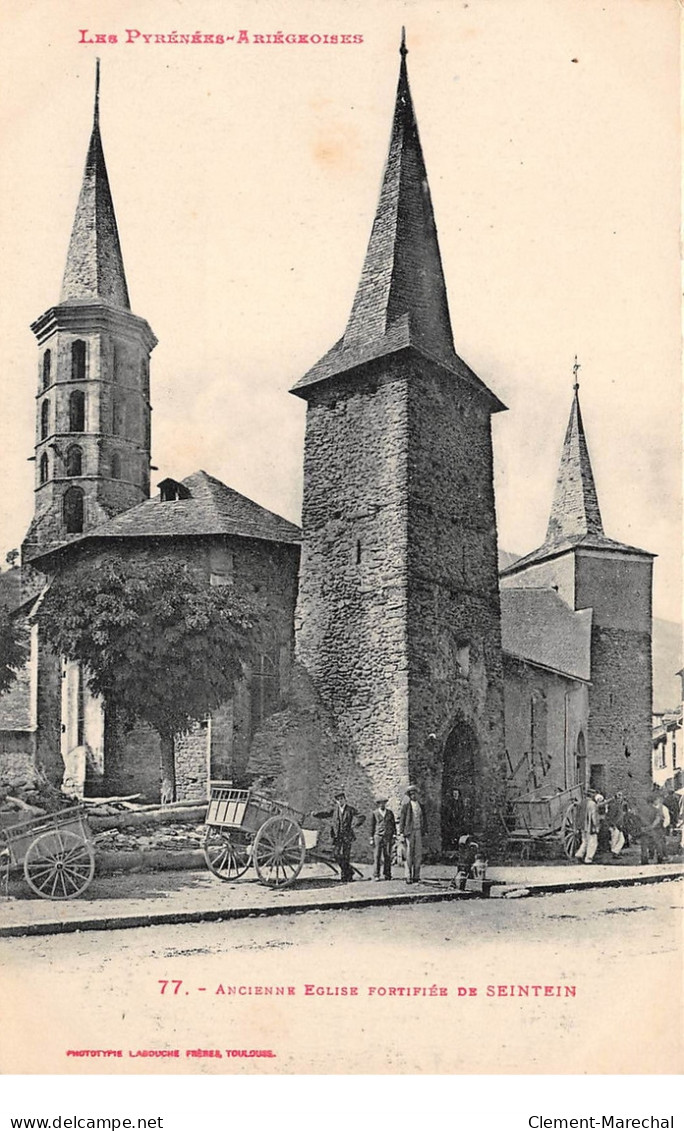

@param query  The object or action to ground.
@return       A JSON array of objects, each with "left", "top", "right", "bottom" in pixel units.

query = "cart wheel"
[
  {"left": 253, "top": 816, "right": 305, "bottom": 887},
  {"left": 561, "top": 801, "right": 582, "bottom": 860},
  {"left": 23, "top": 829, "right": 95, "bottom": 900},
  {"left": 203, "top": 827, "right": 251, "bottom": 881}
]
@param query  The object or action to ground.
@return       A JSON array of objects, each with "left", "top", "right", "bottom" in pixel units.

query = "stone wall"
[
  {"left": 503, "top": 656, "right": 589, "bottom": 794},
  {"left": 295, "top": 351, "right": 506, "bottom": 848},
  {"left": 405, "top": 358, "right": 506, "bottom": 848},
  {"left": 30, "top": 531, "right": 299, "bottom": 802},
  {"left": 295, "top": 359, "right": 409, "bottom": 820}
]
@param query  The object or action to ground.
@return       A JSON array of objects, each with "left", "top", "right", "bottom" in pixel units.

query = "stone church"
[{"left": 0, "top": 43, "right": 653, "bottom": 849}]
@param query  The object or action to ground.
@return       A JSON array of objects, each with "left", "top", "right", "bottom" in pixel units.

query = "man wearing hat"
[
  {"left": 398, "top": 785, "right": 428, "bottom": 884},
  {"left": 312, "top": 790, "right": 365, "bottom": 882},
  {"left": 369, "top": 797, "right": 397, "bottom": 881}
]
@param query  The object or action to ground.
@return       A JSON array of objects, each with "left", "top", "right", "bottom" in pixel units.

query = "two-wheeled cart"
[
  {"left": 0, "top": 805, "right": 95, "bottom": 899},
  {"left": 202, "top": 783, "right": 339, "bottom": 888},
  {"left": 501, "top": 784, "right": 583, "bottom": 862}
]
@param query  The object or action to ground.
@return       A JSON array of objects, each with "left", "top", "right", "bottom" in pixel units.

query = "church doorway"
[{"left": 441, "top": 716, "right": 478, "bottom": 851}]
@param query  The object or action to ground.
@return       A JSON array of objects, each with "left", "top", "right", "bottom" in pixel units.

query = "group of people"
[
  {"left": 312, "top": 785, "right": 427, "bottom": 884},
  {"left": 574, "top": 787, "right": 682, "bottom": 866}
]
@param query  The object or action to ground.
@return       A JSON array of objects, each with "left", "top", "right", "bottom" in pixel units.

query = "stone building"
[
  {"left": 290, "top": 35, "right": 507, "bottom": 847},
  {"left": 0, "top": 42, "right": 655, "bottom": 845},
  {"left": 23, "top": 70, "right": 156, "bottom": 560},
  {"left": 500, "top": 379, "right": 654, "bottom": 799}
]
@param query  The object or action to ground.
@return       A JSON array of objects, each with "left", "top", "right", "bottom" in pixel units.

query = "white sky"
[{"left": 0, "top": 0, "right": 680, "bottom": 622}]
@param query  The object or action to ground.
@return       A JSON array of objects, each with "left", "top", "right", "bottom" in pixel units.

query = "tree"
[
  {"left": 0, "top": 604, "right": 28, "bottom": 696},
  {"left": 36, "top": 556, "right": 258, "bottom": 802}
]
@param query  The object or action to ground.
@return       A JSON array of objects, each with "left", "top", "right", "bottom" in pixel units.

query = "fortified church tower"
[
  {"left": 291, "top": 34, "right": 507, "bottom": 847},
  {"left": 501, "top": 369, "right": 654, "bottom": 797},
  {"left": 23, "top": 64, "right": 157, "bottom": 561}
]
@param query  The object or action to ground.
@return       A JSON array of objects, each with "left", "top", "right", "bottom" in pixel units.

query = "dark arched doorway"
[{"left": 441, "top": 715, "right": 478, "bottom": 851}]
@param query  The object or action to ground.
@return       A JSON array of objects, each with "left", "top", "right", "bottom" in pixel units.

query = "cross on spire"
[
  {"left": 400, "top": 26, "right": 408, "bottom": 58},
  {"left": 94, "top": 57, "right": 100, "bottom": 126},
  {"left": 572, "top": 354, "right": 581, "bottom": 392}
]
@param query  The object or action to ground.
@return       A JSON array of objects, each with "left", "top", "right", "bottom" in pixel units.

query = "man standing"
[
  {"left": 312, "top": 791, "right": 365, "bottom": 882},
  {"left": 638, "top": 793, "right": 666, "bottom": 865},
  {"left": 370, "top": 797, "right": 396, "bottom": 881},
  {"left": 398, "top": 784, "right": 427, "bottom": 884},
  {"left": 574, "top": 790, "right": 600, "bottom": 864}
]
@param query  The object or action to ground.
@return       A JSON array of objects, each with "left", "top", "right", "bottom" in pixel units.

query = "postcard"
[{"left": 0, "top": 0, "right": 681, "bottom": 1078}]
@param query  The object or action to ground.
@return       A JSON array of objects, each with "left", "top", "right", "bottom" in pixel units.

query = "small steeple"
[
  {"left": 545, "top": 360, "right": 604, "bottom": 544},
  {"left": 343, "top": 27, "right": 455, "bottom": 359},
  {"left": 60, "top": 61, "right": 130, "bottom": 309}
]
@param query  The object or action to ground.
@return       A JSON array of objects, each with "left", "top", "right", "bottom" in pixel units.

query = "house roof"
[
  {"left": 501, "top": 586, "right": 593, "bottom": 682},
  {"left": 44, "top": 470, "right": 302, "bottom": 553}
]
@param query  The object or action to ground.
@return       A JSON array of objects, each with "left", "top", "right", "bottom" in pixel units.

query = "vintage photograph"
[{"left": 0, "top": 0, "right": 681, "bottom": 1076}]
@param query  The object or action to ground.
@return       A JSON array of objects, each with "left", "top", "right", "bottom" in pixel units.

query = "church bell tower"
[
  {"left": 291, "top": 34, "right": 507, "bottom": 847},
  {"left": 23, "top": 63, "right": 157, "bottom": 561}
]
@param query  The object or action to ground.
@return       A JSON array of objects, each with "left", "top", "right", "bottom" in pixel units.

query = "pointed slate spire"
[
  {"left": 60, "top": 61, "right": 130, "bottom": 309},
  {"left": 545, "top": 362, "right": 604, "bottom": 544},
  {"left": 342, "top": 27, "right": 455, "bottom": 358}
]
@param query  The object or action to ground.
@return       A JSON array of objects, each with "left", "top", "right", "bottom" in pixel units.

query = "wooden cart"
[
  {"left": 0, "top": 806, "right": 95, "bottom": 899},
  {"left": 501, "top": 784, "right": 583, "bottom": 861},
  {"left": 202, "top": 783, "right": 338, "bottom": 888}
]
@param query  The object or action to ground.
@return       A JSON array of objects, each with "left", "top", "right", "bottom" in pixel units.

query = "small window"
[
  {"left": 110, "top": 452, "right": 121, "bottom": 480},
  {"left": 69, "top": 390, "right": 85, "bottom": 432},
  {"left": 63, "top": 487, "right": 85, "bottom": 534},
  {"left": 40, "top": 399, "right": 49, "bottom": 440},
  {"left": 39, "top": 452, "right": 49, "bottom": 484},
  {"left": 66, "top": 446, "right": 82, "bottom": 477},
  {"left": 71, "top": 340, "right": 86, "bottom": 381},
  {"left": 355, "top": 540, "right": 362, "bottom": 565},
  {"left": 42, "top": 350, "right": 51, "bottom": 391}
]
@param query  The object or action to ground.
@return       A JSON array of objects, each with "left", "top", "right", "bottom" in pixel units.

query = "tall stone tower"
[
  {"left": 23, "top": 64, "right": 157, "bottom": 560},
  {"left": 501, "top": 371, "right": 654, "bottom": 797},
  {"left": 291, "top": 35, "right": 507, "bottom": 847}
]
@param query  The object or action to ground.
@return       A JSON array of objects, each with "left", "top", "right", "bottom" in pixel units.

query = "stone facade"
[
  {"left": 503, "top": 656, "right": 589, "bottom": 795},
  {"left": 24, "top": 305, "right": 156, "bottom": 559},
  {"left": 295, "top": 349, "right": 506, "bottom": 849},
  {"left": 501, "top": 534, "right": 653, "bottom": 800},
  {"left": 33, "top": 530, "right": 299, "bottom": 802}
]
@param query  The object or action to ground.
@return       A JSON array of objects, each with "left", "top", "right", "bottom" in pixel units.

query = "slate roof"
[
  {"left": 500, "top": 389, "right": 653, "bottom": 578},
  {"left": 60, "top": 62, "right": 130, "bottom": 310},
  {"left": 53, "top": 470, "right": 301, "bottom": 549},
  {"left": 290, "top": 35, "right": 505, "bottom": 413},
  {"left": 500, "top": 587, "right": 593, "bottom": 682}
]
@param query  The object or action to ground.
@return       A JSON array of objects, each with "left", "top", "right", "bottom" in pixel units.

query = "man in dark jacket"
[
  {"left": 312, "top": 791, "right": 365, "bottom": 882},
  {"left": 369, "top": 798, "right": 396, "bottom": 880},
  {"left": 398, "top": 785, "right": 427, "bottom": 883}
]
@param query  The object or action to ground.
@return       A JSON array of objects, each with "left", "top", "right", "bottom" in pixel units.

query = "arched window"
[
  {"left": 40, "top": 399, "right": 49, "bottom": 440},
  {"left": 66, "top": 445, "right": 82, "bottom": 477},
  {"left": 42, "top": 350, "right": 51, "bottom": 391},
  {"left": 69, "top": 390, "right": 85, "bottom": 432},
  {"left": 63, "top": 487, "right": 84, "bottom": 534},
  {"left": 71, "top": 340, "right": 86, "bottom": 381},
  {"left": 39, "top": 452, "right": 49, "bottom": 484},
  {"left": 110, "top": 452, "right": 121, "bottom": 480}
]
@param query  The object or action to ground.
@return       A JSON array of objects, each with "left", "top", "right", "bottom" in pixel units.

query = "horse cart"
[
  {"left": 203, "top": 783, "right": 337, "bottom": 888},
  {"left": 0, "top": 806, "right": 95, "bottom": 899},
  {"left": 501, "top": 784, "right": 583, "bottom": 861}
]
